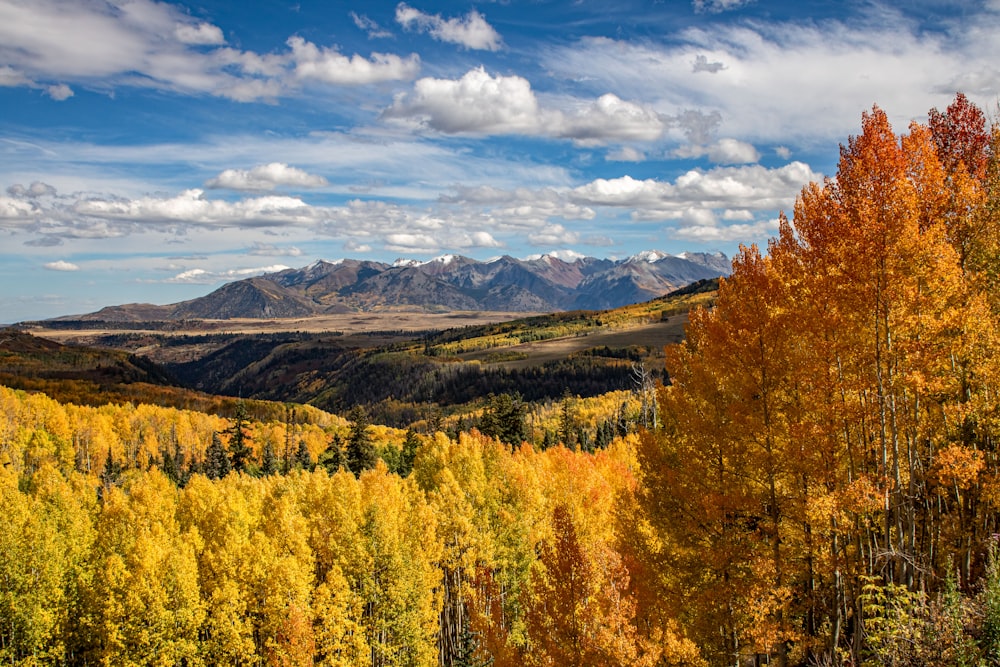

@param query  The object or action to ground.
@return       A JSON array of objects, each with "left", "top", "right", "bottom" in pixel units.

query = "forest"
[{"left": 4, "top": 93, "right": 1000, "bottom": 666}]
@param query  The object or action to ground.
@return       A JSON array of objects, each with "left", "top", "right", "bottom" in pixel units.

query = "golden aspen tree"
[
  {"left": 357, "top": 463, "right": 442, "bottom": 667},
  {"left": 85, "top": 469, "right": 203, "bottom": 666}
]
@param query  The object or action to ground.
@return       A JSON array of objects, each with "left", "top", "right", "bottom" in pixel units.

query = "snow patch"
[
  {"left": 628, "top": 250, "right": 669, "bottom": 263},
  {"left": 421, "top": 254, "right": 458, "bottom": 266}
]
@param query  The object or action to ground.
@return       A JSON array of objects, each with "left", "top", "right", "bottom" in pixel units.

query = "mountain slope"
[{"left": 51, "top": 251, "right": 729, "bottom": 321}]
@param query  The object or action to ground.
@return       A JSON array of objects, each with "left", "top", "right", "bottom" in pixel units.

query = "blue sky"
[{"left": 2, "top": 0, "right": 999, "bottom": 321}]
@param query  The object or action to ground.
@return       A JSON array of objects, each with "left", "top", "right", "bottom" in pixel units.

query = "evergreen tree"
[
  {"left": 398, "top": 429, "right": 420, "bottom": 477},
  {"left": 161, "top": 446, "right": 181, "bottom": 485},
  {"left": 345, "top": 406, "right": 377, "bottom": 477},
  {"left": 204, "top": 432, "right": 231, "bottom": 480},
  {"left": 479, "top": 392, "right": 527, "bottom": 448},
  {"left": 319, "top": 434, "right": 344, "bottom": 474},
  {"left": 559, "top": 389, "right": 577, "bottom": 449},
  {"left": 542, "top": 429, "right": 556, "bottom": 450},
  {"left": 260, "top": 440, "right": 279, "bottom": 477},
  {"left": 227, "top": 400, "right": 252, "bottom": 473},
  {"left": 295, "top": 439, "right": 313, "bottom": 472},
  {"left": 98, "top": 448, "right": 121, "bottom": 500}
]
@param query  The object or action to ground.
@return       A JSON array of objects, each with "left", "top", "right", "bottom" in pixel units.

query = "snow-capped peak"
[
  {"left": 629, "top": 250, "right": 669, "bottom": 264},
  {"left": 306, "top": 258, "right": 343, "bottom": 271},
  {"left": 524, "top": 250, "right": 585, "bottom": 263},
  {"left": 422, "top": 254, "right": 458, "bottom": 266}
]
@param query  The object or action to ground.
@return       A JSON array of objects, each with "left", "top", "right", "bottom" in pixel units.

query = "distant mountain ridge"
[{"left": 55, "top": 251, "right": 731, "bottom": 321}]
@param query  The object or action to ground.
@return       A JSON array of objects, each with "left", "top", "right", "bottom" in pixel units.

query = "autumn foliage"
[{"left": 5, "top": 94, "right": 1000, "bottom": 666}]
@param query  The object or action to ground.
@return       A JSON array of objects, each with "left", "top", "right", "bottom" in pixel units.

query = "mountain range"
[{"left": 57, "top": 250, "right": 731, "bottom": 321}]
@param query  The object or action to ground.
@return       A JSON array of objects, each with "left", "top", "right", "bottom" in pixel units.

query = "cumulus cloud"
[
  {"left": 384, "top": 232, "right": 440, "bottom": 252},
  {"left": 8, "top": 182, "right": 57, "bottom": 198},
  {"left": 1, "top": 156, "right": 819, "bottom": 263},
  {"left": 541, "top": 14, "right": 1000, "bottom": 146},
  {"left": 384, "top": 68, "right": 667, "bottom": 143},
  {"left": 681, "top": 138, "right": 760, "bottom": 164},
  {"left": 344, "top": 240, "right": 372, "bottom": 253},
  {"left": 288, "top": 36, "right": 420, "bottom": 85},
  {"left": 671, "top": 218, "right": 780, "bottom": 242},
  {"left": 569, "top": 161, "right": 819, "bottom": 218},
  {"left": 0, "top": 0, "right": 421, "bottom": 101},
  {"left": 166, "top": 264, "right": 291, "bottom": 284},
  {"left": 44, "top": 260, "right": 79, "bottom": 271},
  {"left": 206, "top": 163, "right": 328, "bottom": 191},
  {"left": 174, "top": 22, "right": 225, "bottom": 46},
  {"left": 73, "top": 189, "right": 316, "bottom": 226},
  {"left": 606, "top": 147, "right": 645, "bottom": 162},
  {"left": 0, "top": 65, "right": 31, "bottom": 86},
  {"left": 0, "top": 196, "right": 40, "bottom": 221},
  {"left": 528, "top": 223, "right": 579, "bottom": 246},
  {"left": 395, "top": 3, "right": 502, "bottom": 51},
  {"left": 45, "top": 83, "right": 73, "bottom": 100}
]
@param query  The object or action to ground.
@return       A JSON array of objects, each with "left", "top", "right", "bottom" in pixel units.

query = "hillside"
[
  {"left": 40, "top": 251, "right": 728, "bottom": 322},
  {"left": 13, "top": 282, "right": 717, "bottom": 427}
]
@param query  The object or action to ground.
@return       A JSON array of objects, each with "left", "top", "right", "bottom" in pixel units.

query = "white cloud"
[
  {"left": 0, "top": 65, "right": 31, "bottom": 86},
  {"left": 166, "top": 264, "right": 291, "bottom": 284},
  {"left": 606, "top": 147, "right": 645, "bottom": 162},
  {"left": 288, "top": 36, "right": 420, "bottom": 85},
  {"left": 569, "top": 161, "right": 819, "bottom": 217},
  {"left": 246, "top": 242, "right": 303, "bottom": 257},
  {"left": 395, "top": 3, "right": 502, "bottom": 51},
  {"left": 8, "top": 182, "right": 57, "bottom": 198},
  {"left": 383, "top": 68, "right": 667, "bottom": 143},
  {"left": 541, "top": 13, "right": 1000, "bottom": 147},
  {"left": 707, "top": 138, "right": 759, "bottom": 164},
  {"left": 670, "top": 218, "right": 780, "bottom": 242},
  {"left": 174, "top": 22, "right": 225, "bottom": 46},
  {"left": 206, "top": 163, "right": 328, "bottom": 191},
  {"left": 692, "top": 54, "right": 725, "bottom": 73},
  {"left": 528, "top": 223, "right": 579, "bottom": 246},
  {"left": 384, "top": 232, "right": 440, "bottom": 252},
  {"left": 0, "top": 0, "right": 421, "bottom": 101},
  {"left": 681, "top": 207, "right": 717, "bottom": 227},
  {"left": 674, "top": 137, "right": 759, "bottom": 164},
  {"left": 45, "top": 83, "right": 73, "bottom": 101},
  {"left": 352, "top": 13, "right": 393, "bottom": 39},
  {"left": 44, "top": 260, "right": 79, "bottom": 271},
  {"left": 0, "top": 196, "right": 40, "bottom": 221},
  {"left": 344, "top": 240, "right": 372, "bottom": 253},
  {"left": 526, "top": 249, "right": 587, "bottom": 262},
  {"left": 73, "top": 189, "right": 315, "bottom": 226}
]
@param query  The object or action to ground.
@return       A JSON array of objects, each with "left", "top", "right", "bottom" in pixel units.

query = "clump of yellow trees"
[{"left": 6, "top": 94, "right": 1000, "bottom": 666}]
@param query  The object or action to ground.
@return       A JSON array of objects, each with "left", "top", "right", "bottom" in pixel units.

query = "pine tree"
[
  {"left": 479, "top": 393, "right": 527, "bottom": 448},
  {"left": 204, "top": 432, "right": 231, "bottom": 480},
  {"left": 98, "top": 448, "right": 121, "bottom": 500},
  {"left": 345, "top": 407, "right": 377, "bottom": 477},
  {"left": 318, "top": 434, "right": 343, "bottom": 474},
  {"left": 295, "top": 439, "right": 313, "bottom": 472},
  {"left": 260, "top": 440, "right": 279, "bottom": 477},
  {"left": 398, "top": 429, "right": 419, "bottom": 477},
  {"left": 559, "top": 390, "right": 577, "bottom": 449},
  {"left": 227, "top": 400, "right": 252, "bottom": 473}
]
